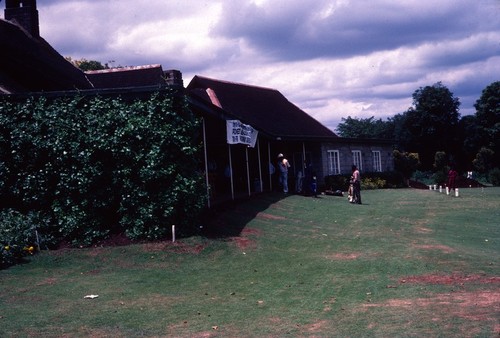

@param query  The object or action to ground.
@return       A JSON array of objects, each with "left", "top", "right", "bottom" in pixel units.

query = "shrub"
[
  {"left": 432, "top": 171, "right": 447, "bottom": 185},
  {"left": 324, "top": 175, "right": 349, "bottom": 191},
  {"left": 324, "top": 171, "right": 405, "bottom": 191},
  {"left": 489, "top": 168, "right": 500, "bottom": 186},
  {"left": 393, "top": 150, "right": 420, "bottom": 179},
  {"left": 0, "top": 209, "right": 54, "bottom": 268},
  {"left": 361, "top": 177, "right": 386, "bottom": 190},
  {"left": 412, "top": 170, "right": 434, "bottom": 185}
]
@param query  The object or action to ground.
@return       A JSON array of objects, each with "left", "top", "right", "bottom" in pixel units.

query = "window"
[
  {"left": 352, "top": 150, "right": 362, "bottom": 171},
  {"left": 327, "top": 150, "right": 340, "bottom": 175},
  {"left": 372, "top": 151, "right": 382, "bottom": 172}
]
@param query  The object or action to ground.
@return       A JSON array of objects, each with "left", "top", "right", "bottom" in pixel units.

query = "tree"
[
  {"left": 433, "top": 151, "right": 448, "bottom": 171},
  {"left": 387, "top": 113, "right": 411, "bottom": 151},
  {"left": 400, "top": 82, "right": 461, "bottom": 170},
  {"left": 473, "top": 147, "right": 495, "bottom": 173},
  {"left": 336, "top": 116, "right": 392, "bottom": 139},
  {"left": 474, "top": 81, "right": 500, "bottom": 168},
  {"left": 457, "top": 115, "right": 482, "bottom": 171},
  {"left": 475, "top": 81, "right": 500, "bottom": 127},
  {"left": 65, "top": 57, "right": 109, "bottom": 71},
  {"left": 393, "top": 150, "right": 420, "bottom": 180}
]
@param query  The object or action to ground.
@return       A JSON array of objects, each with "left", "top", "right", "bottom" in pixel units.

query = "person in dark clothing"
[
  {"left": 304, "top": 161, "right": 317, "bottom": 197},
  {"left": 351, "top": 165, "right": 362, "bottom": 204},
  {"left": 448, "top": 166, "right": 458, "bottom": 191}
]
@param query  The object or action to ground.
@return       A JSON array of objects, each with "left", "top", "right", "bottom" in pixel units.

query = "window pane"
[
  {"left": 352, "top": 151, "right": 362, "bottom": 171},
  {"left": 327, "top": 150, "right": 340, "bottom": 175},
  {"left": 372, "top": 151, "right": 381, "bottom": 172}
]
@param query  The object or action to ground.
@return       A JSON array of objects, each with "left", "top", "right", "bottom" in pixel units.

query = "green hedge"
[{"left": 0, "top": 90, "right": 206, "bottom": 249}]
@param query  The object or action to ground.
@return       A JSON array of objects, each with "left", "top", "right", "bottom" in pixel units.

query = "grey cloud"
[{"left": 214, "top": 1, "right": 497, "bottom": 61}]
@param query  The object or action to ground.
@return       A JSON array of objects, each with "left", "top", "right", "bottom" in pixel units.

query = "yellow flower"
[
  {"left": 23, "top": 246, "right": 35, "bottom": 254},
  {"left": 4, "top": 246, "right": 9, "bottom": 251}
]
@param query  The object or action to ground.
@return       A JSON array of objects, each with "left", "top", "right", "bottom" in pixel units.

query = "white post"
[
  {"left": 268, "top": 142, "right": 272, "bottom": 191},
  {"left": 446, "top": 187, "right": 449, "bottom": 195},
  {"left": 455, "top": 188, "right": 459, "bottom": 197},
  {"left": 202, "top": 118, "right": 210, "bottom": 209},
  {"left": 228, "top": 144, "right": 234, "bottom": 200},
  {"left": 439, "top": 185, "right": 442, "bottom": 193},
  {"left": 35, "top": 230, "right": 41, "bottom": 251},
  {"left": 246, "top": 147, "right": 251, "bottom": 197},
  {"left": 172, "top": 225, "right": 176, "bottom": 242},
  {"left": 257, "top": 139, "right": 263, "bottom": 193},
  {"left": 429, "top": 185, "right": 432, "bottom": 190},
  {"left": 433, "top": 184, "right": 437, "bottom": 190}
]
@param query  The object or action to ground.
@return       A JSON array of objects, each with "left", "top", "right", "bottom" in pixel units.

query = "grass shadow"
[{"left": 201, "top": 192, "right": 286, "bottom": 238}]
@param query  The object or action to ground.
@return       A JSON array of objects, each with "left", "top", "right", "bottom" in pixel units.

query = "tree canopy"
[
  {"left": 335, "top": 81, "right": 499, "bottom": 177},
  {"left": 473, "top": 81, "right": 500, "bottom": 169},
  {"left": 336, "top": 116, "right": 392, "bottom": 139},
  {"left": 401, "top": 82, "right": 461, "bottom": 169}
]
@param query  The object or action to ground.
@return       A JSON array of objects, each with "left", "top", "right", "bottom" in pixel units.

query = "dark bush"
[
  {"left": 324, "top": 175, "right": 349, "bottom": 191},
  {"left": 489, "top": 168, "right": 500, "bottom": 186},
  {"left": 432, "top": 170, "right": 447, "bottom": 185}
]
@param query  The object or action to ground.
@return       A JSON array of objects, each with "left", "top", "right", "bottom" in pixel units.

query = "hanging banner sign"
[{"left": 226, "top": 120, "right": 258, "bottom": 148}]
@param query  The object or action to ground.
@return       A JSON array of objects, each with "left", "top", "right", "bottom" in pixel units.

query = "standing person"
[
  {"left": 351, "top": 165, "right": 362, "bottom": 204},
  {"left": 448, "top": 166, "right": 458, "bottom": 191},
  {"left": 277, "top": 153, "right": 290, "bottom": 194},
  {"left": 295, "top": 170, "right": 303, "bottom": 194},
  {"left": 347, "top": 175, "right": 354, "bottom": 203}
]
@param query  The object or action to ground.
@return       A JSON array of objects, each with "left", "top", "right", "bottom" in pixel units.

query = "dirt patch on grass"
[
  {"left": 326, "top": 252, "right": 361, "bottom": 260},
  {"left": 232, "top": 237, "right": 256, "bottom": 250},
  {"left": 139, "top": 241, "right": 206, "bottom": 254},
  {"left": 157, "top": 242, "right": 206, "bottom": 254},
  {"left": 241, "top": 228, "right": 262, "bottom": 236},
  {"left": 412, "top": 244, "right": 456, "bottom": 253},
  {"left": 415, "top": 226, "right": 433, "bottom": 234},
  {"left": 301, "top": 319, "right": 329, "bottom": 333},
  {"left": 367, "top": 291, "right": 500, "bottom": 309},
  {"left": 363, "top": 290, "right": 500, "bottom": 335},
  {"left": 256, "top": 212, "right": 287, "bottom": 220},
  {"left": 230, "top": 227, "right": 261, "bottom": 250},
  {"left": 35, "top": 277, "right": 58, "bottom": 286},
  {"left": 400, "top": 273, "right": 500, "bottom": 285}
]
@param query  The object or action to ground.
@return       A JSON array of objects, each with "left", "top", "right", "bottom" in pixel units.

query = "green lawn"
[{"left": 1, "top": 188, "right": 499, "bottom": 337}]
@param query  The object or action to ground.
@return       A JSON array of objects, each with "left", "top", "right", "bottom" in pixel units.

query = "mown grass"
[{"left": 1, "top": 187, "right": 499, "bottom": 337}]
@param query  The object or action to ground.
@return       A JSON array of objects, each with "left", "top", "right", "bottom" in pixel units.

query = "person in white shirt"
[{"left": 277, "top": 153, "right": 290, "bottom": 193}]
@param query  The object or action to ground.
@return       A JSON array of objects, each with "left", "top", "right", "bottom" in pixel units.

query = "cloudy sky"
[{"left": 29, "top": 0, "right": 500, "bottom": 131}]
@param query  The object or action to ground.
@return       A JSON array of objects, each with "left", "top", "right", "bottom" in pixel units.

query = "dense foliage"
[
  {"left": 336, "top": 81, "right": 500, "bottom": 181},
  {"left": 473, "top": 81, "right": 500, "bottom": 170},
  {"left": 0, "top": 91, "right": 206, "bottom": 258},
  {"left": 335, "top": 116, "right": 392, "bottom": 139}
]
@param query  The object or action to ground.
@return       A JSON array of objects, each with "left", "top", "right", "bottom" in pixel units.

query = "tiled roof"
[
  {"left": 187, "top": 76, "right": 337, "bottom": 139},
  {"left": 0, "top": 19, "right": 92, "bottom": 93},
  {"left": 85, "top": 65, "right": 166, "bottom": 89}
]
